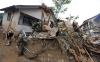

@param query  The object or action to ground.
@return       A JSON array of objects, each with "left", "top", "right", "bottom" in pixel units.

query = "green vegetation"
[
  {"left": 52, "top": 0, "right": 71, "bottom": 18},
  {"left": 51, "top": 0, "right": 79, "bottom": 21},
  {"left": 66, "top": 14, "right": 79, "bottom": 21}
]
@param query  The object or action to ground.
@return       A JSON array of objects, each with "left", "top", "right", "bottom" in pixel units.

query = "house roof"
[
  {"left": 80, "top": 13, "right": 100, "bottom": 26},
  {"left": 84, "top": 13, "right": 100, "bottom": 23},
  {"left": 0, "top": 5, "right": 52, "bottom": 13},
  {"left": 92, "top": 13, "right": 100, "bottom": 23}
]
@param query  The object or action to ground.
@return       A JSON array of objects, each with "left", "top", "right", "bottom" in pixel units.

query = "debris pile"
[
  {"left": 56, "top": 20, "right": 100, "bottom": 62},
  {"left": 21, "top": 20, "right": 95, "bottom": 62},
  {"left": 1, "top": 19, "right": 100, "bottom": 62}
]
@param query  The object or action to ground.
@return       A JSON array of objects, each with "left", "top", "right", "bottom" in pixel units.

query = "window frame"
[{"left": 7, "top": 13, "right": 12, "bottom": 21}]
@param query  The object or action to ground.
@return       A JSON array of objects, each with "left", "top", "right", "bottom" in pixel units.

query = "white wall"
[
  {"left": 16, "top": 25, "right": 32, "bottom": 32},
  {"left": 12, "top": 11, "right": 20, "bottom": 30},
  {"left": 2, "top": 10, "right": 20, "bottom": 31},
  {"left": 15, "top": 12, "right": 32, "bottom": 32},
  {"left": 15, "top": 8, "right": 42, "bottom": 32},
  {"left": 2, "top": 11, "right": 10, "bottom": 30},
  {"left": 20, "top": 8, "right": 42, "bottom": 19},
  {"left": 2, "top": 8, "right": 55, "bottom": 32}
]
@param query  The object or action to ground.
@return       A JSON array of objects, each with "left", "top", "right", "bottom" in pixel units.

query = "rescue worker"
[
  {"left": 6, "top": 30, "right": 14, "bottom": 46},
  {"left": 31, "top": 22, "right": 40, "bottom": 33},
  {"left": 17, "top": 35, "right": 25, "bottom": 56},
  {"left": 72, "top": 21, "right": 83, "bottom": 38},
  {"left": 19, "top": 30, "right": 27, "bottom": 39},
  {"left": 72, "top": 21, "right": 79, "bottom": 32}
]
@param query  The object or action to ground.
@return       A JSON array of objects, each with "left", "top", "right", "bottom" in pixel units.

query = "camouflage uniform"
[
  {"left": 72, "top": 21, "right": 83, "bottom": 38},
  {"left": 72, "top": 21, "right": 79, "bottom": 32},
  {"left": 17, "top": 38, "right": 25, "bottom": 56},
  {"left": 32, "top": 22, "right": 40, "bottom": 33}
]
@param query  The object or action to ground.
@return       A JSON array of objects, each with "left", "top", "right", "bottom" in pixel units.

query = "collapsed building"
[
  {"left": 0, "top": 5, "right": 56, "bottom": 32},
  {"left": 80, "top": 13, "right": 100, "bottom": 37},
  {"left": 0, "top": 5, "right": 100, "bottom": 62}
]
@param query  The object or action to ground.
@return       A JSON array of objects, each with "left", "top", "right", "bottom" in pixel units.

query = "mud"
[{"left": 0, "top": 26, "right": 69, "bottom": 62}]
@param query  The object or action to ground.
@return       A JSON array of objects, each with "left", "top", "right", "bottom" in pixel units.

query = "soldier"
[
  {"left": 17, "top": 35, "right": 25, "bottom": 56},
  {"left": 19, "top": 30, "right": 27, "bottom": 39},
  {"left": 6, "top": 30, "right": 14, "bottom": 46},
  {"left": 31, "top": 22, "right": 40, "bottom": 33},
  {"left": 72, "top": 21, "right": 83, "bottom": 38},
  {"left": 72, "top": 21, "right": 79, "bottom": 32}
]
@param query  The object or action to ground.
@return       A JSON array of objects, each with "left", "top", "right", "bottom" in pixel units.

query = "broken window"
[
  {"left": 22, "top": 16, "right": 36, "bottom": 26},
  {"left": 7, "top": 13, "right": 12, "bottom": 21},
  {"left": 18, "top": 14, "right": 40, "bottom": 27},
  {"left": 18, "top": 15, "right": 33, "bottom": 26}
]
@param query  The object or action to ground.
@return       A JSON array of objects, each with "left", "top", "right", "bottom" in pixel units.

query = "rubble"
[{"left": 0, "top": 19, "right": 100, "bottom": 62}]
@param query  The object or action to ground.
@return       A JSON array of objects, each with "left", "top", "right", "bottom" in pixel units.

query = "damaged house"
[
  {"left": 81, "top": 13, "right": 100, "bottom": 36},
  {"left": 0, "top": 5, "right": 56, "bottom": 32}
]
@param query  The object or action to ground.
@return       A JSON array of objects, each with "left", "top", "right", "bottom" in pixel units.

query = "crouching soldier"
[
  {"left": 6, "top": 30, "right": 14, "bottom": 46},
  {"left": 31, "top": 22, "right": 40, "bottom": 34},
  {"left": 17, "top": 36, "right": 25, "bottom": 56}
]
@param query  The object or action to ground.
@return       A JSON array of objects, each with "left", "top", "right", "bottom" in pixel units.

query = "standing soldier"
[
  {"left": 17, "top": 35, "right": 25, "bottom": 56},
  {"left": 72, "top": 21, "right": 79, "bottom": 32},
  {"left": 72, "top": 21, "right": 83, "bottom": 38}
]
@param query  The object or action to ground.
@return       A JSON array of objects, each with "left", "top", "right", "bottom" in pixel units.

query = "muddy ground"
[{"left": 0, "top": 27, "right": 71, "bottom": 62}]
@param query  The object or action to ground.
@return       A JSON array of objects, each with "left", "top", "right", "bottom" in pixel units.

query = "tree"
[
  {"left": 52, "top": 0, "right": 79, "bottom": 21},
  {"left": 52, "top": 0, "right": 72, "bottom": 18},
  {"left": 66, "top": 14, "right": 79, "bottom": 22}
]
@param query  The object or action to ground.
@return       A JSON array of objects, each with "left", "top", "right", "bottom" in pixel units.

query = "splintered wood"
[{"left": 56, "top": 21, "right": 95, "bottom": 62}]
